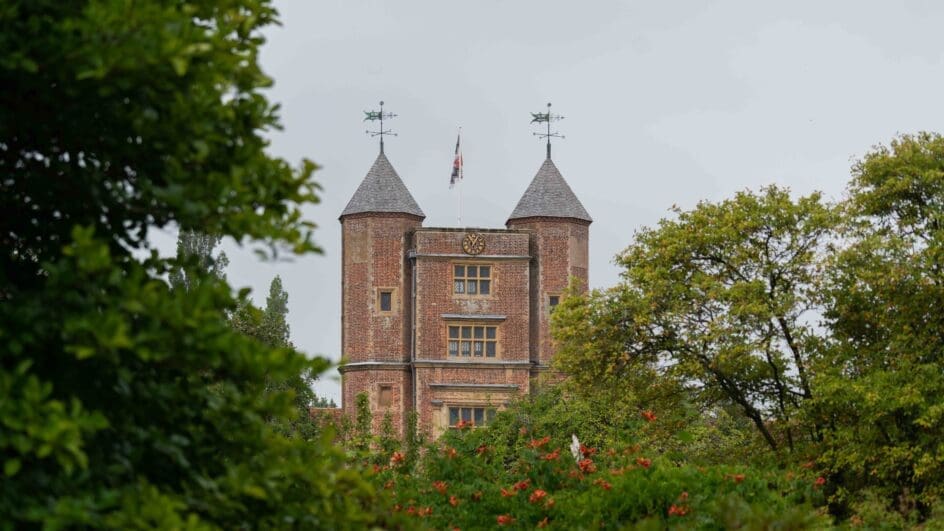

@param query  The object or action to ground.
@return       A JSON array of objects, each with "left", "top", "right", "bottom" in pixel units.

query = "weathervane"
[
  {"left": 530, "top": 102, "right": 565, "bottom": 158},
  {"left": 364, "top": 100, "right": 397, "bottom": 153}
]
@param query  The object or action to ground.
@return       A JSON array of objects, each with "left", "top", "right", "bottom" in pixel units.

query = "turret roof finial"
[
  {"left": 530, "top": 102, "right": 565, "bottom": 159},
  {"left": 364, "top": 100, "right": 397, "bottom": 154}
]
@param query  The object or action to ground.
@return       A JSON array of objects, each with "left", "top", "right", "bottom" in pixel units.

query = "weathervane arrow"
[
  {"left": 531, "top": 102, "right": 564, "bottom": 158},
  {"left": 364, "top": 100, "right": 398, "bottom": 153}
]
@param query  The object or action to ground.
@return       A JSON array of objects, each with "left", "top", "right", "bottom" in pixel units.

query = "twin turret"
[{"left": 338, "top": 144, "right": 591, "bottom": 437}]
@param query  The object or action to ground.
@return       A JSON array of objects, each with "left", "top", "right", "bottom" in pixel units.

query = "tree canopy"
[{"left": 0, "top": 1, "right": 384, "bottom": 527}]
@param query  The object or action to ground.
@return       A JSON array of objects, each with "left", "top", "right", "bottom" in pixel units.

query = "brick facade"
[{"left": 339, "top": 156, "right": 590, "bottom": 438}]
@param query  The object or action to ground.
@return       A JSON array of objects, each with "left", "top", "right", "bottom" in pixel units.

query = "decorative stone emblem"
[{"left": 462, "top": 232, "right": 486, "bottom": 255}]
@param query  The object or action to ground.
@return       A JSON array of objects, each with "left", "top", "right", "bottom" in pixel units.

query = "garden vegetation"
[{"left": 3, "top": 1, "right": 944, "bottom": 528}]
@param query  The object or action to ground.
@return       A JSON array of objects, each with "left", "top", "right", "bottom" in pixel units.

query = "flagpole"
[{"left": 457, "top": 127, "right": 463, "bottom": 226}]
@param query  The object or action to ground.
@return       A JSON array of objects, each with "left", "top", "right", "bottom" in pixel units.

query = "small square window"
[
  {"left": 379, "top": 290, "right": 392, "bottom": 312},
  {"left": 549, "top": 295, "right": 560, "bottom": 309}
]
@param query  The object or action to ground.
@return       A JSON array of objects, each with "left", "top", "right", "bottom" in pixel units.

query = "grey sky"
[{"left": 151, "top": 1, "right": 944, "bottom": 403}]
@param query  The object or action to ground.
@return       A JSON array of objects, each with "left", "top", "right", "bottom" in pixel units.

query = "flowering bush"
[{"left": 371, "top": 425, "right": 832, "bottom": 529}]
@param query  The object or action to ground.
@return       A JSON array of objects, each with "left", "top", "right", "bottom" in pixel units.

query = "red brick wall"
[
  {"left": 505, "top": 218, "right": 590, "bottom": 367},
  {"left": 411, "top": 229, "right": 532, "bottom": 435},
  {"left": 339, "top": 212, "right": 422, "bottom": 436}
]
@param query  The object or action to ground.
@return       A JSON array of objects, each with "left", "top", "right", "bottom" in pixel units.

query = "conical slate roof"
[
  {"left": 340, "top": 152, "right": 425, "bottom": 219},
  {"left": 507, "top": 157, "right": 592, "bottom": 223}
]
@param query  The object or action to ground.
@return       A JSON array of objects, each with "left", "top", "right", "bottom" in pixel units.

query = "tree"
[
  {"left": 168, "top": 229, "right": 229, "bottom": 291},
  {"left": 0, "top": 1, "right": 385, "bottom": 527},
  {"left": 554, "top": 186, "right": 838, "bottom": 453},
  {"left": 813, "top": 132, "right": 944, "bottom": 511}
]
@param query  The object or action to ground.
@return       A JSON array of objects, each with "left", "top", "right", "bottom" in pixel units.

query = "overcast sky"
[{"left": 152, "top": 1, "right": 944, "bottom": 403}]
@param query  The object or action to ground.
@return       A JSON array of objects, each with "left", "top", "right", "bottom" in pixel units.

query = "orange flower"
[
  {"left": 529, "top": 489, "right": 547, "bottom": 504},
  {"left": 636, "top": 457, "right": 651, "bottom": 469},
  {"left": 568, "top": 470, "right": 584, "bottom": 480},
  {"left": 419, "top": 507, "right": 432, "bottom": 517},
  {"left": 497, "top": 514, "right": 516, "bottom": 526},
  {"left": 610, "top": 467, "right": 625, "bottom": 476},
  {"left": 594, "top": 479, "right": 612, "bottom": 490},
  {"left": 668, "top": 504, "right": 689, "bottom": 517},
  {"left": 678, "top": 491, "right": 689, "bottom": 502},
  {"left": 578, "top": 458, "right": 597, "bottom": 474},
  {"left": 513, "top": 479, "right": 531, "bottom": 491},
  {"left": 814, "top": 476, "right": 826, "bottom": 487},
  {"left": 537, "top": 516, "right": 550, "bottom": 528},
  {"left": 545, "top": 497, "right": 556, "bottom": 509},
  {"left": 519, "top": 426, "right": 529, "bottom": 435},
  {"left": 476, "top": 444, "right": 488, "bottom": 455},
  {"left": 801, "top": 461, "right": 815, "bottom": 469},
  {"left": 580, "top": 444, "right": 598, "bottom": 458},
  {"left": 433, "top": 480, "right": 448, "bottom": 494},
  {"left": 449, "top": 495, "right": 459, "bottom": 507},
  {"left": 444, "top": 446, "right": 458, "bottom": 459},
  {"left": 732, "top": 473, "right": 745, "bottom": 484},
  {"left": 529, "top": 435, "right": 551, "bottom": 448},
  {"left": 384, "top": 480, "right": 394, "bottom": 490},
  {"left": 390, "top": 451, "right": 405, "bottom": 465},
  {"left": 542, "top": 448, "right": 561, "bottom": 461},
  {"left": 500, "top": 487, "right": 515, "bottom": 498},
  {"left": 641, "top": 409, "right": 657, "bottom": 422},
  {"left": 393, "top": 504, "right": 402, "bottom": 512},
  {"left": 406, "top": 506, "right": 416, "bottom": 515},
  {"left": 371, "top": 464, "right": 381, "bottom": 474}
]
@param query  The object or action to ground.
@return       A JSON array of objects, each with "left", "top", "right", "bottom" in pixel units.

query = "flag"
[{"left": 450, "top": 133, "right": 462, "bottom": 188}]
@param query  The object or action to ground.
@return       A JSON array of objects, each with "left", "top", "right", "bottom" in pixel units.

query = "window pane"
[
  {"left": 479, "top": 280, "right": 490, "bottom": 295},
  {"left": 461, "top": 326, "right": 472, "bottom": 338},
  {"left": 486, "top": 327, "right": 496, "bottom": 339},
  {"left": 474, "top": 326, "right": 484, "bottom": 338},
  {"left": 454, "top": 265, "right": 464, "bottom": 277},
  {"left": 449, "top": 407, "right": 459, "bottom": 426},
  {"left": 474, "top": 341, "right": 483, "bottom": 356},
  {"left": 467, "top": 266, "right": 477, "bottom": 278},
  {"left": 479, "top": 266, "right": 490, "bottom": 278},
  {"left": 467, "top": 281, "right": 477, "bottom": 294},
  {"left": 486, "top": 342, "right": 496, "bottom": 357},
  {"left": 380, "top": 291, "right": 392, "bottom": 311},
  {"left": 448, "top": 341, "right": 458, "bottom": 356},
  {"left": 460, "top": 342, "right": 471, "bottom": 356},
  {"left": 462, "top": 408, "right": 472, "bottom": 422},
  {"left": 454, "top": 280, "right": 464, "bottom": 293},
  {"left": 449, "top": 326, "right": 459, "bottom": 338},
  {"left": 474, "top": 408, "right": 484, "bottom": 425},
  {"left": 549, "top": 295, "right": 559, "bottom": 307},
  {"left": 486, "top": 409, "right": 496, "bottom": 423}
]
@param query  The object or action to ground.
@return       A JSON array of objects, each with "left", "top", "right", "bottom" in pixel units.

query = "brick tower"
[
  {"left": 338, "top": 151, "right": 424, "bottom": 436},
  {"left": 506, "top": 154, "right": 592, "bottom": 379},
  {"left": 339, "top": 144, "right": 590, "bottom": 438}
]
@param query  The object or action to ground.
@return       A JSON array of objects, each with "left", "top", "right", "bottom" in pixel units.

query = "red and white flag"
[{"left": 449, "top": 133, "right": 463, "bottom": 188}]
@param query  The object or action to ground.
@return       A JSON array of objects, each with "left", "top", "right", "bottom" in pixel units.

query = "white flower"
[{"left": 570, "top": 434, "right": 581, "bottom": 463}]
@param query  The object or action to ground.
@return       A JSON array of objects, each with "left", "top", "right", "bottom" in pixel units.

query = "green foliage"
[
  {"left": 352, "top": 392, "right": 373, "bottom": 455},
  {"left": 0, "top": 1, "right": 381, "bottom": 527},
  {"left": 556, "top": 186, "right": 838, "bottom": 454},
  {"left": 377, "top": 423, "right": 830, "bottom": 529},
  {"left": 168, "top": 230, "right": 229, "bottom": 291},
  {"left": 812, "top": 132, "right": 944, "bottom": 511}
]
